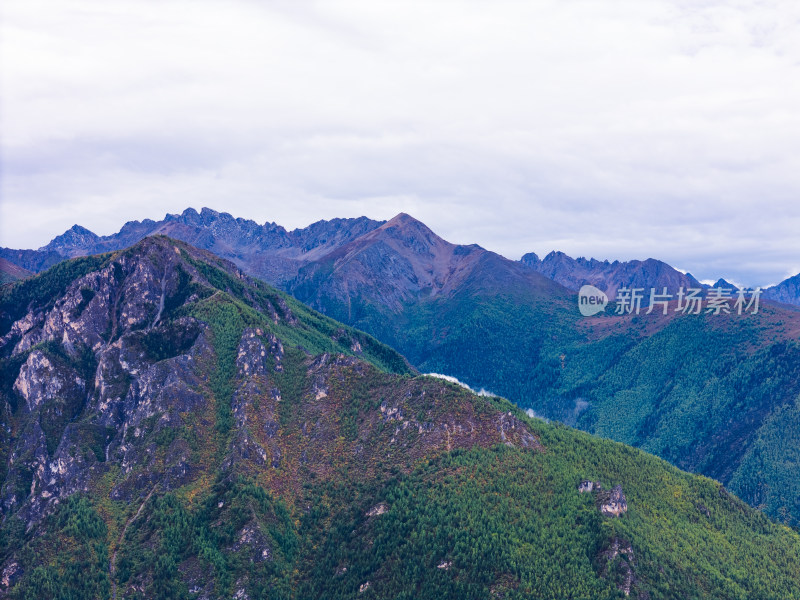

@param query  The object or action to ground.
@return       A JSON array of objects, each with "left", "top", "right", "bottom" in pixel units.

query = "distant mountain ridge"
[
  {"left": 8, "top": 207, "right": 800, "bottom": 306},
  {"left": 290, "top": 213, "right": 561, "bottom": 315},
  {"left": 520, "top": 250, "right": 705, "bottom": 299},
  {"left": 0, "top": 247, "right": 64, "bottom": 274},
  {"left": 2, "top": 207, "right": 385, "bottom": 285},
  {"left": 283, "top": 214, "right": 800, "bottom": 529},
  {"left": 764, "top": 272, "right": 800, "bottom": 306}
]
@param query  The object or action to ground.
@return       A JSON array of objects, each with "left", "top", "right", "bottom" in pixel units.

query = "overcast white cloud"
[{"left": 2, "top": 0, "right": 800, "bottom": 285}]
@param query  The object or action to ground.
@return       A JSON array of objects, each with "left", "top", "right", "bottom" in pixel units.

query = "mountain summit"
[
  {"left": 290, "top": 212, "right": 508, "bottom": 311},
  {"left": 39, "top": 224, "right": 100, "bottom": 255}
]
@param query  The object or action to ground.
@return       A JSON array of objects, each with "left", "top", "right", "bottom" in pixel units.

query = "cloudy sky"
[{"left": 2, "top": 0, "right": 800, "bottom": 286}]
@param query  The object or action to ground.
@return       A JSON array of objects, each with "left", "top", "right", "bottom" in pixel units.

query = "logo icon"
[{"left": 578, "top": 285, "right": 608, "bottom": 316}]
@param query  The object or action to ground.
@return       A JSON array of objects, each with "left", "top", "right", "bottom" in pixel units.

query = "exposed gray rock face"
[
  {"left": 497, "top": 411, "right": 541, "bottom": 449},
  {"left": 365, "top": 503, "right": 388, "bottom": 517},
  {"left": 599, "top": 485, "right": 628, "bottom": 517},
  {"left": 0, "top": 237, "right": 225, "bottom": 526},
  {"left": 0, "top": 561, "right": 22, "bottom": 589},
  {"left": 577, "top": 480, "right": 628, "bottom": 517},
  {"left": 13, "top": 350, "right": 82, "bottom": 413},
  {"left": 4, "top": 348, "right": 90, "bottom": 522},
  {"left": 107, "top": 335, "right": 212, "bottom": 501},
  {"left": 231, "top": 520, "right": 273, "bottom": 563},
  {"left": 224, "top": 328, "right": 285, "bottom": 472},
  {"left": 598, "top": 537, "right": 644, "bottom": 597}
]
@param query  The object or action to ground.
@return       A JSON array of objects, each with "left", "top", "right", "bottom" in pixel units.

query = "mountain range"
[
  {"left": 7, "top": 207, "right": 800, "bottom": 304},
  {"left": 2, "top": 208, "right": 384, "bottom": 286},
  {"left": 4, "top": 208, "right": 800, "bottom": 530},
  {"left": 281, "top": 214, "right": 800, "bottom": 529},
  {"left": 1, "top": 236, "right": 800, "bottom": 598},
  {"left": 519, "top": 251, "right": 705, "bottom": 299},
  {"left": 9, "top": 206, "right": 800, "bottom": 299}
]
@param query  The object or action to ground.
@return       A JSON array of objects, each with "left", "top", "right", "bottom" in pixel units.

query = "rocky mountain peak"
[
  {"left": 764, "top": 272, "right": 800, "bottom": 306},
  {"left": 521, "top": 249, "right": 704, "bottom": 299},
  {"left": 713, "top": 278, "right": 736, "bottom": 289},
  {"left": 39, "top": 224, "right": 99, "bottom": 254},
  {"left": 13, "top": 209, "right": 388, "bottom": 286},
  {"left": 385, "top": 212, "right": 414, "bottom": 224},
  {"left": 372, "top": 213, "right": 448, "bottom": 256},
  {"left": 380, "top": 212, "right": 437, "bottom": 236}
]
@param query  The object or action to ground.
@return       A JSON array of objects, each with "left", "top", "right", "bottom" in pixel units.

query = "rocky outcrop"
[
  {"left": 599, "top": 485, "right": 628, "bottom": 517},
  {"left": 366, "top": 503, "right": 388, "bottom": 517},
  {"left": 231, "top": 521, "right": 273, "bottom": 563},
  {"left": 597, "top": 537, "right": 642, "bottom": 597},
  {"left": 578, "top": 480, "right": 628, "bottom": 517},
  {"left": 497, "top": 411, "right": 541, "bottom": 449},
  {"left": 225, "top": 328, "right": 284, "bottom": 472},
  {"left": 0, "top": 239, "right": 234, "bottom": 523}
]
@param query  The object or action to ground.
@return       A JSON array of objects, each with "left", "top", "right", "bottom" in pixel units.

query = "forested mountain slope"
[
  {"left": 284, "top": 214, "right": 800, "bottom": 525},
  {"left": 1, "top": 238, "right": 799, "bottom": 598},
  {"left": 7, "top": 211, "right": 800, "bottom": 525}
]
